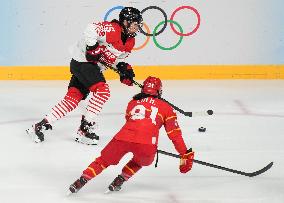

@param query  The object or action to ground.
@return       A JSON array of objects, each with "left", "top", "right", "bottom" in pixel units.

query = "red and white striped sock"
[
  {"left": 84, "top": 82, "right": 110, "bottom": 122},
  {"left": 45, "top": 87, "right": 83, "bottom": 123}
]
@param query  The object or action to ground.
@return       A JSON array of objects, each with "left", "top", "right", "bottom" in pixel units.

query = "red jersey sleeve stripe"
[
  {"left": 165, "top": 116, "right": 177, "bottom": 121},
  {"left": 157, "top": 113, "right": 164, "bottom": 122}
]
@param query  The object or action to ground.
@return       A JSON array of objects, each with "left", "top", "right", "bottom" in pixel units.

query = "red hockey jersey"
[{"left": 114, "top": 96, "right": 187, "bottom": 154}]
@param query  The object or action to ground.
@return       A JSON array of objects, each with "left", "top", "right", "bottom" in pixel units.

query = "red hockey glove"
[
  {"left": 180, "top": 148, "right": 194, "bottom": 173},
  {"left": 121, "top": 78, "right": 133, "bottom": 86},
  {"left": 116, "top": 62, "right": 135, "bottom": 86}
]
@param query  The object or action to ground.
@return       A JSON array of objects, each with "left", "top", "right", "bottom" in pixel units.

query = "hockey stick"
[
  {"left": 104, "top": 64, "right": 213, "bottom": 117},
  {"left": 157, "top": 149, "right": 273, "bottom": 177}
]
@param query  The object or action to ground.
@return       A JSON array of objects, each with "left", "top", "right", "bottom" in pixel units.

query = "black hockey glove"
[
  {"left": 85, "top": 44, "right": 100, "bottom": 63},
  {"left": 116, "top": 62, "right": 135, "bottom": 86}
]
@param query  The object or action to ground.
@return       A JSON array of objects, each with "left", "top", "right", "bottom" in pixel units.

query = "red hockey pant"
[{"left": 83, "top": 138, "right": 157, "bottom": 180}]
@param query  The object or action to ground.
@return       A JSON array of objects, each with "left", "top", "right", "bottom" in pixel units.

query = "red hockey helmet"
[{"left": 142, "top": 76, "right": 162, "bottom": 96}]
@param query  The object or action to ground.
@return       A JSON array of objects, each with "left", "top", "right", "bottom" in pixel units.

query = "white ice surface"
[{"left": 0, "top": 80, "right": 283, "bottom": 203}]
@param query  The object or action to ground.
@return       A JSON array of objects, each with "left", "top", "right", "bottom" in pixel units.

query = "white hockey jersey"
[{"left": 71, "top": 21, "right": 135, "bottom": 71}]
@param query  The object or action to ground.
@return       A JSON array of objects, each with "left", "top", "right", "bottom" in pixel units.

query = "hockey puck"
[
  {"left": 207, "top": 110, "right": 213, "bottom": 115},
  {"left": 198, "top": 127, "right": 206, "bottom": 132}
]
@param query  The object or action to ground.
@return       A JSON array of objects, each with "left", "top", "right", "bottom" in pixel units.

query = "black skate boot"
[
  {"left": 108, "top": 175, "right": 126, "bottom": 192},
  {"left": 69, "top": 176, "right": 89, "bottom": 193},
  {"left": 26, "top": 118, "right": 52, "bottom": 143},
  {"left": 75, "top": 116, "right": 99, "bottom": 145}
]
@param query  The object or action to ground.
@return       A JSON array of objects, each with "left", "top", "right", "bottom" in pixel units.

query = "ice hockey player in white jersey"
[{"left": 26, "top": 7, "right": 143, "bottom": 145}]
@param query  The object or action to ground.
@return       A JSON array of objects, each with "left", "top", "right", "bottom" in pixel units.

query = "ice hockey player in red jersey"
[
  {"left": 26, "top": 7, "right": 143, "bottom": 145},
  {"left": 68, "top": 76, "right": 195, "bottom": 193}
]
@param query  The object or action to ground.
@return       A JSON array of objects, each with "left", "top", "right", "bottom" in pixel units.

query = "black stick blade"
[{"left": 247, "top": 162, "right": 274, "bottom": 177}]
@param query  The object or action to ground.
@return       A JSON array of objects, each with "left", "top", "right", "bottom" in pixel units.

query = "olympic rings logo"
[{"left": 103, "top": 5, "right": 201, "bottom": 51}]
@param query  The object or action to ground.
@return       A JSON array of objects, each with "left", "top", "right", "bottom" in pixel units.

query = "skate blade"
[
  {"left": 26, "top": 127, "right": 42, "bottom": 143},
  {"left": 26, "top": 127, "right": 34, "bottom": 135},
  {"left": 66, "top": 190, "right": 73, "bottom": 196},
  {"left": 74, "top": 136, "right": 98, "bottom": 145},
  {"left": 104, "top": 188, "right": 122, "bottom": 194}
]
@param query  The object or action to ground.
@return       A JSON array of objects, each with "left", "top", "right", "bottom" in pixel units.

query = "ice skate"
[
  {"left": 75, "top": 116, "right": 99, "bottom": 145},
  {"left": 26, "top": 118, "right": 52, "bottom": 143},
  {"left": 69, "top": 176, "right": 89, "bottom": 194},
  {"left": 107, "top": 175, "right": 126, "bottom": 192}
]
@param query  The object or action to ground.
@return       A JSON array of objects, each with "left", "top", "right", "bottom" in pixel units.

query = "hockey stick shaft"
[
  {"left": 157, "top": 149, "right": 273, "bottom": 177},
  {"left": 105, "top": 64, "right": 213, "bottom": 117}
]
